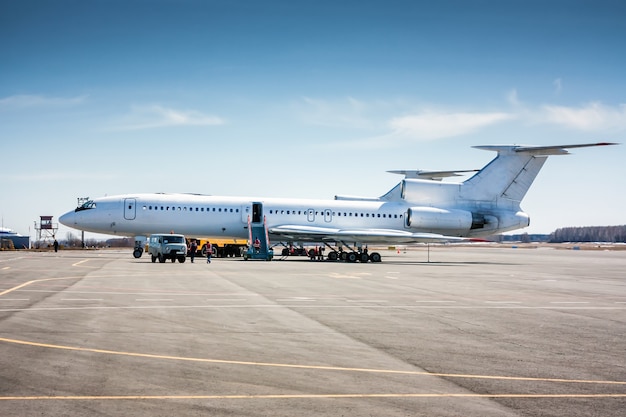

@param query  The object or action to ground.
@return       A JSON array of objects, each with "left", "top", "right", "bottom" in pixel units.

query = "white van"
[{"left": 148, "top": 234, "right": 187, "bottom": 263}]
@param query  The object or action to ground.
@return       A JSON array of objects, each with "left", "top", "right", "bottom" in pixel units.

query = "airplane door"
[
  {"left": 323, "top": 209, "right": 332, "bottom": 223},
  {"left": 252, "top": 202, "right": 262, "bottom": 223},
  {"left": 124, "top": 198, "right": 136, "bottom": 220},
  {"left": 307, "top": 209, "right": 315, "bottom": 222},
  {"left": 241, "top": 204, "right": 251, "bottom": 223}
]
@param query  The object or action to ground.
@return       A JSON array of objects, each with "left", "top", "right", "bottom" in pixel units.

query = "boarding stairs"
[{"left": 244, "top": 216, "right": 274, "bottom": 261}]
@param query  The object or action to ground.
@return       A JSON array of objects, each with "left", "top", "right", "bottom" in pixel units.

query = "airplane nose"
[{"left": 59, "top": 211, "right": 75, "bottom": 226}]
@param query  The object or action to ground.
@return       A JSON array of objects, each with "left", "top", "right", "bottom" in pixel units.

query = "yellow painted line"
[
  {"left": 1, "top": 393, "right": 625, "bottom": 401},
  {"left": 1, "top": 337, "right": 624, "bottom": 386},
  {"left": 72, "top": 259, "right": 100, "bottom": 268},
  {"left": 0, "top": 277, "right": 81, "bottom": 297}
]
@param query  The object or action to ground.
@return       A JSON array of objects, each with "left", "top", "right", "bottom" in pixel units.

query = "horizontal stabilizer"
[
  {"left": 473, "top": 142, "right": 618, "bottom": 156},
  {"left": 387, "top": 169, "right": 478, "bottom": 181}
]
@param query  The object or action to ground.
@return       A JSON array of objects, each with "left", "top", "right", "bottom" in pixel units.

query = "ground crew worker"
[{"left": 253, "top": 237, "right": 261, "bottom": 253}]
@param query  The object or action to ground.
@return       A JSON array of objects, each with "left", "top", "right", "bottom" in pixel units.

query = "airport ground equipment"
[
  {"left": 243, "top": 209, "right": 273, "bottom": 261},
  {"left": 148, "top": 233, "right": 187, "bottom": 263}
]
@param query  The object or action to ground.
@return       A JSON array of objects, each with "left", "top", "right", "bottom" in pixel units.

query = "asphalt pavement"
[{"left": 1, "top": 246, "right": 625, "bottom": 416}]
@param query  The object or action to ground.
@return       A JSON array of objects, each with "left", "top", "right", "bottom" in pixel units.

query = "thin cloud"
[
  {"left": 0, "top": 94, "right": 87, "bottom": 108},
  {"left": 553, "top": 78, "right": 563, "bottom": 95},
  {"left": 303, "top": 95, "right": 626, "bottom": 150},
  {"left": 113, "top": 105, "right": 225, "bottom": 130},
  {"left": 387, "top": 111, "right": 515, "bottom": 141},
  {"left": 0, "top": 171, "right": 119, "bottom": 182},
  {"left": 507, "top": 89, "right": 521, "bottom": 106},
  {"left": 541, "top": 102, "right": 626, "bottom": 131},
  {"left": 296, "top": 96, "right": 373, "bottom": 129},
  {"left": 333, "top": 109, "right": 516, "bottom": 150}
]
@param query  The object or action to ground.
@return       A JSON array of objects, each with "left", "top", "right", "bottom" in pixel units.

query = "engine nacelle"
[{"left": 406, "top": 207, "right": 473, "bottom": 234}]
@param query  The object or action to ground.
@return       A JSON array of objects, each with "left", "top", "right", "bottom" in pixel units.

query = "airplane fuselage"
[{"left": 59, "top": 191, "right": 525, "bottom": 244}]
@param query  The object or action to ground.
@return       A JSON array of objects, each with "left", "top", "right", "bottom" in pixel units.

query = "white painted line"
[
  {"left": 2, "top": 305, "right": 626, "bottom": 313},
  {"left": 62, "top": 299, "right": 104, "bottom": 302},
  {"left": 415, "top": 300, "right": 457, "bottom": 303},
  {"left": 550, "top": 301, "right": 590, "bottom": 304},
  {"left": 485, "top": 301, "right": 523, "bottom": 304},
  {"left": 0, "top": 298, "right": 30, "bottom": 301},
  {"left": 135, "top": 299, "right": 173, "bottom": 302}
]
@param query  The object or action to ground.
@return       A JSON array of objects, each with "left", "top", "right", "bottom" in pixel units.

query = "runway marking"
[
  {"left": 485, "top": 301, "right": 522, "bottom": 304},
  {"left": 72, "top": 259, "right": 99, "bottom": 268},
  {"left": 1, "top": 337, "right": 624, "bottom": 386},
  {"left": 0, "top": 277, "right": 81, "bottom": 297},
  {"left": 1, "top": 393, "right": 625, "bottom": 401},
  {"left": 328, "top": 272, "right": 370, "bottom": 280},
  {"left": 551, "top": 301, "right": 590, "bottom": 304},
  {"left": 62, "top": 299, "right": 103, "bottom": 302},
  {"left": 2, "top": 304, "right": 626, "bottom": 313},
  {"left": 277, "top": 297, "right": 316, "bottom": 302}
]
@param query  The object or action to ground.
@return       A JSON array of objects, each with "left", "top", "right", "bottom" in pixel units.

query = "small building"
[{"left": 0, "top": 227, "right": 30, "bottom": 249}]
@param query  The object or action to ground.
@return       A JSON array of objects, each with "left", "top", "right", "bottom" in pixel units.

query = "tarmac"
[{"left": 1, "top": 246, "right": 625, "bottom": 416}]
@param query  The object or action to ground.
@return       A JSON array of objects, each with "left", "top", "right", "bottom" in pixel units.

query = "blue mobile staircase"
[{"left": 243, "top": 216, "right": 274, "bottom": 261}]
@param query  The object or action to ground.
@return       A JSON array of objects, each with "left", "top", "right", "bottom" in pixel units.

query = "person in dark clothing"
[{"left": 189, "top": 240, "right": 197, "bottom": 263}]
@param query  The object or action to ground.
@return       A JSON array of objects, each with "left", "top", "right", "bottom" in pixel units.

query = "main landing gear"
[{"left": 322, "top": 242, "right": 382, "bottom": 263}]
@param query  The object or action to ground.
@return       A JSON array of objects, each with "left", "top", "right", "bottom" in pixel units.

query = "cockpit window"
[{"left": 75, "top": 200, "right": 96, "bottom": 212}]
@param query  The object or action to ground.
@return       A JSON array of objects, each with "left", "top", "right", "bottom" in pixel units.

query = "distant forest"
[{"left": 549, "top": 225, "right": 626, "bottom": 243}]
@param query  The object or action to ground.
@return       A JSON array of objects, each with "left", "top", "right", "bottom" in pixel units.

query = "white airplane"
[{"left": 59, "top": 142, "right": 616, "bottom": 262}]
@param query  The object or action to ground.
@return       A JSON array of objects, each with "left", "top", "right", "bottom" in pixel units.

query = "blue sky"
[{"left": 1, "top": 0, "right": 625, "bottom": 240}]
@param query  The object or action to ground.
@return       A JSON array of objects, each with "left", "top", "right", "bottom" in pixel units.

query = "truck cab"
[{"left": 148, "top": 234, "right": 187, "bottom": 263}]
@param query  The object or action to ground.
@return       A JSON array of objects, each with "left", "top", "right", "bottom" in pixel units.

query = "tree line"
[{"left": 549, "top": 225, "right": 626, "bottom": 243}]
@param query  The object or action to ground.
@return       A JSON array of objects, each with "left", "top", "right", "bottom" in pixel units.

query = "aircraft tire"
[
  {"left": 370, "top": 252, "right": 382, "bottom": 263},
  {"left": 359, "top": 253, "right": 369, "bottom": 263},
  {"left": 340, "top": 251, "right": 348, "bottom": 261},
  {"left": 133, "top": 249, "right": 143, "bottom": 258},
  {"left": 327, "top": 251, "right": 338, "bottom": 261},
  {"left": 347, "top": 252, "right": 358, "bottom": 263}
]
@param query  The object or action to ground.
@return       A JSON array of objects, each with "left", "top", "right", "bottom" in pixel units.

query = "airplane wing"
[{"left": 268, "top": 225, "right": 466, "bottom": 244}]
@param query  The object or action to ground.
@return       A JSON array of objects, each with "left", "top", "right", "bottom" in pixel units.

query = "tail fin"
[{"left": 462, "top": 142, "right": 617, "bottom": 203}]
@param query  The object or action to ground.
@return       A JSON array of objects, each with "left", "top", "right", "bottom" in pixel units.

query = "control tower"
[{"left": 35, "top": 215, "right": 58, "bottom": 248}]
